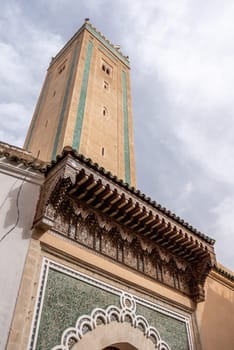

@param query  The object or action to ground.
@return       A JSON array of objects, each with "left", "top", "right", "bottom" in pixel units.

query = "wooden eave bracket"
[{"left": 33, "top": 153, "right": 216, "bottom": 301}]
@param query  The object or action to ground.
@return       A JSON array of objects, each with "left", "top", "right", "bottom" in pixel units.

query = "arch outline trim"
[{"left": 52, "top": 292, "right": 171, "bottom": 350}]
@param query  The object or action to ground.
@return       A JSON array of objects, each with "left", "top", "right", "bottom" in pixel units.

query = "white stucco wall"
[{"left": 0, "top": 161, "right": 44, "bottom": 350}]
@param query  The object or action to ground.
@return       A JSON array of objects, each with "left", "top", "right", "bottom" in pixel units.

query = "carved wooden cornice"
[{"left": 33, "top": 148, "right": 217, "bottom": 302}]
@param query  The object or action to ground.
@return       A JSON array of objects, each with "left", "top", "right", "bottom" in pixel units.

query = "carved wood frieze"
[
  {"left": 37, "top": 192, "right": 197, "bottom": 299},
  {"left": 33, "top": 153, "right": 214, "bottom": 302}
]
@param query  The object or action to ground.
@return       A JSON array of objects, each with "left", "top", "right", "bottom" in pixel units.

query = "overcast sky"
[{"left": 0, "top": 0, "right": 234, "bottom": 270}]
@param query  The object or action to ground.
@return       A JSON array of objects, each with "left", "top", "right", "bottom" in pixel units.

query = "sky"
[{"left": 0, "top": 0, "right": 234, "bottom": 270}]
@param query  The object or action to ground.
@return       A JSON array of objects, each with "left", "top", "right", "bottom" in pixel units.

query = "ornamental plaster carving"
[
  {"left": 38, "top": 187, "right": 192, "bottom": 295},
  {"left": 33, "top": 155, "right": 211, "bottom": 302},
  {"left": 51, "top": 293, "right": 171, "bottom": 350}
]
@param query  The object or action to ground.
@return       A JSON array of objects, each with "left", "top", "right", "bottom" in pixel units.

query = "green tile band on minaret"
[
  {"left": 25, "top": 74, "right": 51, "bottom": 150},
  {"left": 51, "top": 42, "right": 80, "bottom": 160},
  {"left": 23, "top": 22, "right": 136, "bottom": 187},
  {"left": 122, "top": 70, "right": 131, "bottom": 185},
  {"left": 72, "top": 40, "right": 93, "bottom": 150}
]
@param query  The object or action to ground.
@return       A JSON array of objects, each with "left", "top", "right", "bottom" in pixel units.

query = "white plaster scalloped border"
[{"left": 51, "top": 292, "right": 171, "bottom": 350}]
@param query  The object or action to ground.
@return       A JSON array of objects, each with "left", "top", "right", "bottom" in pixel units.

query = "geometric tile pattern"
[{"left": 30, "top": 259, "right": 192, "bottom": 350}]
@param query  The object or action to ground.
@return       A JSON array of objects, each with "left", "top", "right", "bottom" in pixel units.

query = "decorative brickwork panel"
[
  {"left": 35, "top": 269, "right": 119, "bottom": 349},
  {"left": 137, "top": 304, "right": 189, "bottom": 350},
  {"left": 47, "top": 204, "right": 193, "bottom": 297},
  {"left": 30, "top": 260, "right": 193, "bottom": 350}
]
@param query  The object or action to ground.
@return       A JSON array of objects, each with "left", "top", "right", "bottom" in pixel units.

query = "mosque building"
[{"left": 0, "top": 19, "right": 233, "bottom": 350}]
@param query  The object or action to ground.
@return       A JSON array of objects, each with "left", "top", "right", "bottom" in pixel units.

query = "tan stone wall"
[
  {"left": 25, "top": 42, "right": 79, "bottom": 161},
  {"left": 40, "top": 232, "right": 195, "bottom": 310},
  {"left": 6, "top": 238, "right": 42, "bottom": 350},
  {"left": 196, "top": 271, "right": 234, "bottom": 350},
  {"left": 68, "top": 29, "right": 136, "bottom": 185},
  {"left": 62, "top": 31, "right": 87, "bottom": 150},
  {"left": 12, "top": 227, "right": 234, "bottom": 350},
  {"left": 24, "top": 26, "right": 136, "bottom": 185},
  {"left": 7, "top": 231, "right": 201, "bottom": 349},
  {"left": 78, "top": 31, "right": 120, "bottom": 178},
  {"left": 125, "top": 65, "right": 136, "bottom": 187}
]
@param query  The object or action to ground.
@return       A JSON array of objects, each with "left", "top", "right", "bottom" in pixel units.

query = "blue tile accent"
[
  {"left": 35, "top": 268, "right": 190, "bottom": 350},
  {"left": 122, "top": 70, "right": 131, "bottom": 185},
  {"left": 72, "top": 40, "right": 93, "bottom": 150},
  {"left": 51, "top": 42, "right": 80, "bottom": 160}
]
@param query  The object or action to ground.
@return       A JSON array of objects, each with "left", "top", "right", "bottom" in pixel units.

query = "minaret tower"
[{"left": 24, "top": 19, "right": 136, "bottom": 186}]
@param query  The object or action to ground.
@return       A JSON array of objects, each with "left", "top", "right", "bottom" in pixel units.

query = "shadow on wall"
[{"left": 1, "top": 178, "right": 38, "bottom": 242}]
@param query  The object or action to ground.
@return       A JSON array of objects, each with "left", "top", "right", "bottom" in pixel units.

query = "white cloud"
[
  {"left": 0, "top": 103, "right": 30, "bottom": 145},
  {"left": 0, "top": 1, "right": 63, "bottom": 146},
  {"left": 123, "top": 0, "right": 234, "bottom": 187}
]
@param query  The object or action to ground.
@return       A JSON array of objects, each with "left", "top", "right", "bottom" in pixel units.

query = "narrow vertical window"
[
  {"left": 101, "top": 60, "right": 112, "bottom": 77},
  {"left": 58, "top": 64, "right": 66, "bottom": 74},
  {"left": 102, "top": 107, "right": 108, "bottom": 117},
  {"left": 103, "top": 81, "right": 109, "bottom": 90},
  {"left": 102, "top": 147, "right": 105, "bottom": 156}
]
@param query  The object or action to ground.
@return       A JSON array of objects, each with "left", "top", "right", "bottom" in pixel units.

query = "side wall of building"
[
  {"left": 7, "top": 231, "right": 202, "bottom": 350},
  {"left": 0, "top": 161, "right": 43, "bottom": 350},
  {"left": 196, "top": 271, "right": 234, "bottom": 350}
]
